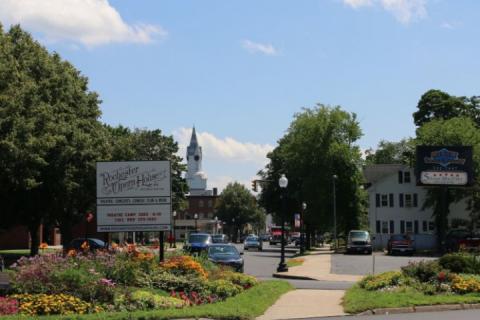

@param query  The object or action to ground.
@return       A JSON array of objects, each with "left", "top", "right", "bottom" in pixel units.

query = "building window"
[
  {"left": 208, "top": 200, "right": 213, "bottom": 208},
  {"left": 375, "top": 194, "right": 380, "bottom": 207},
  {"left": 400, "top": 220, "right": 405, "bottom": 234},
  {"left": 398, "top": 171, "right": 403, "bottom": 184},
  {"left": 422, "top": 221, "right": 428, "bottom": 232},
  {"left": 404, "top": 172, "right": 411, "bottom": 183},
  {"left": 376, "top": 220, "right": 381, "bottom": 233},
  {"left": 405, "top": 194, "right": 412, "bottom": 207},
  {"left": 382, "top": 221, "right": 389, "bottom": 234},
  {"left": 390, "top": 220, "right": 395, "bottom": 234},
  {"left": 406, "top": 221, "right": 413, "bottom": 233},
  {"left": 429, "top": 221, "right": 435, "bottom": 231},
  {"left": 413, "top": 194, "right": 418, "bottom": 207},
  {"left": 414, "top": 220, "right": 419, "bottom": 234},
  {"left": 399, "top": 194, "right": 404, "bottom": 207},
  {"left": 381, "top": 194, "right": 388, "bottom": 207},
  {"left": 199, "top": 200, "right": 204, "bottom": 208},
  {"left": 389, "top": 193, "right": 394, "bottom": 207}
]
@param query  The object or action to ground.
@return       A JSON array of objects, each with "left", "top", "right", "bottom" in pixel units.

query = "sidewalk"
[
  {"left": 258, "top": 247, "right": 362, "bottom": 320},
  {"left": 272, "top": 247, "right": 363, "bottom": 282}
]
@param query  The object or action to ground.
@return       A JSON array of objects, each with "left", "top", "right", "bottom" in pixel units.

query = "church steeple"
[{"left": 186, "top": 126, "right": 207, "bottom": 193}]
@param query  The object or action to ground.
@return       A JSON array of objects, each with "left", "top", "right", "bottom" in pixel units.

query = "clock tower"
[{"left": 186, "top": 126, "right": 208, "bottom": 194}]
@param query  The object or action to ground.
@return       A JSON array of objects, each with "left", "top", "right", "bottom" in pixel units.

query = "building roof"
[{"left": 363, "top": 164, "right": 409, "bottom": 184}]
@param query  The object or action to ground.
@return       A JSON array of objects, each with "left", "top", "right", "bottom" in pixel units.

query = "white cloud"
[
  {"left": 173, "top": 127, "right": 274, "bottom": 192},
  {"left": 242, "top": 40, "right": 278, "bottom": 56},
  {"left": 0, "top": 0, "right": 167, "bottom": 47},
  {"left": 343, "top": 0, "right": 427, "bottom": 24}
]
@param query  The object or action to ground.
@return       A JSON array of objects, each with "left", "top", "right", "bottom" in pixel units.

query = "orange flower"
[
  {"left": 67, "top": 249, "right": 77, "bottom": 257},
  {"left": 111, "top": 242, "right": 118, "bottom": 249},
  {"left": 80, "top": 241, "right": 90, "bottom": 251},
  {"left": 39, "top": 243, "right": 48, "bottom": 250}
]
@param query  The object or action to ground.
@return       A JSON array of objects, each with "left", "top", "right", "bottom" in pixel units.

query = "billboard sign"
[
  {"left": 416, "top": 146, "right": 473, "bottom": 187},
  {"left": 96, "top": 161, "right": 171, "bottom": 232}
]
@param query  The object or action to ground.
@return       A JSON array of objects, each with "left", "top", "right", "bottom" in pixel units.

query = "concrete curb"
[{"left": 357, "top": 303, "right": 480, "bottom": 316}]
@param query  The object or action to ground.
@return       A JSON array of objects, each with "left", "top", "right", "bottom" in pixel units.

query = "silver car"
[{"left": 244, "top": 235, "right": 263, "bottom": 251}]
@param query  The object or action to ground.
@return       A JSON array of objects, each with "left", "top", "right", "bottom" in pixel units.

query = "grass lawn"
[
  {"left": 287, "top": 258, "right": 305, "bottom": 268},
  {"left": 4, "top": 280, "right": 293, "bottom": 320},
  {"left": 343, "top": 285, "right": 480, "bottom": 314}
]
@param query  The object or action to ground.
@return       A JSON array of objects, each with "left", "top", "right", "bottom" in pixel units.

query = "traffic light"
[{"left": 251, "top": 180, "right": 257, "bottom": 192}]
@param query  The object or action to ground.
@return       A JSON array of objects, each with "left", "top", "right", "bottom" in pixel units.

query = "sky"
[{"left": 1, "top": 0, "right": 479, "bottom": 191}]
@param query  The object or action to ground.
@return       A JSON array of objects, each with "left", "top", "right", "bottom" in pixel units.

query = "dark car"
[
  {"left": 387, "top": 234, "right": 415, "bottom": 255},
  {"left": 207, "top": 244, "right": 244, "bottom": 272},
  {"left": 212, "top": 234, "right": 229, "bottom": 243},
  {"left": 244, "top": 235, "right": 263, "bottom": 251},
  {"left": 346, "top": 230, "right": 372, "bottom": 254},
  {"left": 184, "top": 233, "right": 212, "bottom": 253},
  {"left": 68, "top": 238, "right": 108, "bottom": 251},
  {"left": 446, "top": 229, "right": 480, "bottom": 252},
  {"left": 259, "top": 234, "right": 271, "bottom": 242}
]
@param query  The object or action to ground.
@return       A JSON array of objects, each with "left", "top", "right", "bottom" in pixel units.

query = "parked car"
[
  {"left": 68, "top": 238, "right": 108, "bottom": 251},
  {"left": 207, "top": 243, "right": 244, "bottom": 272},
  {"left": 346, "top": 230, "right": 372, "bottom": 254},
  {"left": 259, "top": 234, "right": 271, "bottom": 241},
  {"left": 212, "top": 234, "right": 229, "bottom": 243},
  {"left": 387, "top": 234, "right": 415, "bottom": 255},
  {"left": 446, "top": 229, "right": 480, "bottom": 252},
  {"left": 183, "top": 233, "right": 212, "bottom": 253},
  {"left": 244, "top": 235, "right": 263, "bottom": 251}
]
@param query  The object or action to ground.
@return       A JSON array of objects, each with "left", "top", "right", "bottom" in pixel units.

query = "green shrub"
[
  {"left": 222, "top": 272, "right": 258, "bottom": 289},
  {"left": 401, "top": 260, "right": 441, "bottom": 282},
  {"left": 207, "top": 280, "right": 243, "bottom": 299},
  {"left": 359, "top": 271, "right": 404, "bottom": 291},
  {"left": 114, "top": 290, "right": 185, "bottom": 311},
  {"left": 439, "top": 253, "right": 480, "bottom": 274},
  {"left": 151, "top": 272, "right": 209, "bottom": 293}
]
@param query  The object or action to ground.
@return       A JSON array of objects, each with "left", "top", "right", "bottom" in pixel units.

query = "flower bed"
[
  {"left": 344, "top": 254, "right": 480, "bottom": 313},
  {"left": 1, "top": 243, "right": 259, "bottom": 317}
]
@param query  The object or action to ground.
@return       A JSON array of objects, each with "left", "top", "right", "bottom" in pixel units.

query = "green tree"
[
  {"left": 0, "top": 25, "right": 108, "bottom": 255},
  {"left": 365, "top": 139, "right": 415, "bottom": 165},
  {"left": 413, "top": 89, "right": 480, "bottom": 127},
  {"left": 258, "top": 105, "right": 367, "bottom": 245},
  {"left": 416, "top": 117, "right": 480, "bottom": 247},
  {"left": 216, "top": 182, "right": 264, "bottom": 242}
]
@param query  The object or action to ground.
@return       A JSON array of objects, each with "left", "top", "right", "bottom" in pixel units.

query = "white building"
[{"left": 364, "top": 164, "right": 470, "bottom": 250}]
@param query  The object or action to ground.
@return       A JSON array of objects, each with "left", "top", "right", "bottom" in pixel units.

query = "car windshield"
[
  {"left": 246, "top": 236, "right": 258, "bottom": 241},
  {"left": 209, "top": 246, "right": 239, "bottom": 256},
  {"left": 212, "top": 235, "right": 224, "bottom": 240},
  {"left": 189, "top": 234, "right": 209, "bottom": 243},
  {"left": 391, "top": 235, "right": 409, "bottom": 241},
  {"left": 350, "top": 231, "right": 368, "bottom": 239}
]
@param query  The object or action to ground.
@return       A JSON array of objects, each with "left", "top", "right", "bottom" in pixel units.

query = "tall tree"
[
  {"left": 0, "top": 25, "right": 107, "bottom": 255},
  {"left": 413, "top": 89, "right": 480, "bottom": 127},
  {"left": 216, "top": 182, "right": 264, "bottom": 242},
  {"left": 258, "top": 105, "right": 367, "bottom": 242}
]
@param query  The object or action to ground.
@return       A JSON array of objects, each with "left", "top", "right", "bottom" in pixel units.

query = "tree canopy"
[
  {"left": 365, "top": 139, "right": 415, "bottom": 165},
  {"left": 258, "top": 105, "right": 367, "bottom": 240},
  {"left": 216, "top": 182, "right": 265, "bottom": 242}
]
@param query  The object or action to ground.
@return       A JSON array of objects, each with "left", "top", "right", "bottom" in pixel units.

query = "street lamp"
[
  {"left": 300, "top": 202, "right": 307, "bottom": 255},
  {"left": 277, "top": 174, "right": 288, "bottom": 272},
  {"left": 332, "top": 174, "right": 338, "bottom": 250},
  {"left": 172, "top": 211, "right": 177, "bottom": 248},
  {"left": 194, "top": 213, "right": 199, "bottom": 232},
  {"left": 214, "top": 216, "right": 218, "bottom": 235}
]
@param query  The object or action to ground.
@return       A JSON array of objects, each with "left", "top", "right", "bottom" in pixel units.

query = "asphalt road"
[
  {"left": 331, "top": 252, "right": 437, "bottom": 275},
  {"left": 303, "top": 309, "right": 480, "bottom": 320}
]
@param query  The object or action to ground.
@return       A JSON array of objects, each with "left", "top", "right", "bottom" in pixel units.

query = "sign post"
[{"left": 96, "top": 161, "right": 172, "bottom": 261}]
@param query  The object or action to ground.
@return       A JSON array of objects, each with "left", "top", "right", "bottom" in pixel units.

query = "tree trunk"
[
  {"left": 29, "top": 223, "right": 40, "bottom": 256},
  {"left": 59, "top": 218, "right": 73, "bottom": 252}
]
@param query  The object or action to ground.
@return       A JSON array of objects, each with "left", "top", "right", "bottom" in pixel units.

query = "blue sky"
[{"left": 1, "top": 0, "right": 479, "bottom": 190}]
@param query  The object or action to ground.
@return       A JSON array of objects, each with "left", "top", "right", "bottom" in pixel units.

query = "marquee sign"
[
  {"left": 416, "top": 146, "right": 473, "bottom": 187},
  {"left": 96, "top": 161, "right": 172, "bottom": 232}
]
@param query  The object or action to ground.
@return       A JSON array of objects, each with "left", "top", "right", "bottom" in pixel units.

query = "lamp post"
[
  {"left": 277, "top": 174, "right": 289, "bottom": 272},
  {"left": 214, "top": 216, "right": 218, "bottom": 235},
  {"left": 194, "top": 213, "right": 199, "bottom": 232},
  {"left": 300, "top": 202, "right": 307, "bottom": 255},
  {"left": 332, "top": 174, "right": 338, "bottom": 250},
  {"left": 231, "top": 218, "right": 235, "bottom": 242},
  {"left": 172, "top": 211, "right": 177, "bottom": 248}
]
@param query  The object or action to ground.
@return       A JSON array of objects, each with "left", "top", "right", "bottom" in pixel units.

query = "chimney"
[{"left": 213, "top": 188, "right": 218, "bottom": 196}]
